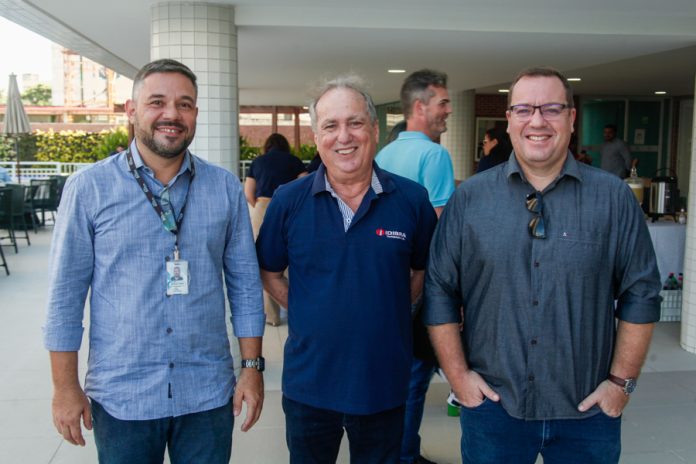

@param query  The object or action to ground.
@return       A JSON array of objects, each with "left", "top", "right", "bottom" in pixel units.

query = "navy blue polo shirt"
[
  {"left": 247, "top": 149, "right": 306, "bottom": 197},
  {"left": 256, "top": 163, "right": 437, "bottom": 414}
]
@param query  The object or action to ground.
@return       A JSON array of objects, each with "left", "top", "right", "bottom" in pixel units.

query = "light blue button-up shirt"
[{"left": 44, "top": 141, "right": 265, "bottom": 420}]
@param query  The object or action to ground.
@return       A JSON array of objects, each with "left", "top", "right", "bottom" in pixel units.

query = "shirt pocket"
[{"left": 553, "top": 230, "right": 605, "bottom": 278}]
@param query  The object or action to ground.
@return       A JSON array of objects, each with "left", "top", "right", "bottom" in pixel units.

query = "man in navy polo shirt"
[{"left": 256, "top": 75, "right": 437, "bottom": 463}]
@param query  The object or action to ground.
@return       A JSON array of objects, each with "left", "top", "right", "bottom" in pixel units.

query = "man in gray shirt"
[
  {"left": 600, "top": 124, "right": 633, "bottom": 178},
  {"left": 424, "top": 67, "right": 661, "bottom": 463}
]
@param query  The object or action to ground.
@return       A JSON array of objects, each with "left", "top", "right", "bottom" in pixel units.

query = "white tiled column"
[
  {"left": 441, "top": 89, "right": 475, "bottom": 182},
  {"left": 151, "top": 2, "right": 239, "bottom": 174},
  {"left": 682, "top": 75, "right": 696, "bottom": 354}
]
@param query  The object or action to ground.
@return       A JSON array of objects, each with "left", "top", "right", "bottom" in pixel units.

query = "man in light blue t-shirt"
[{"left": 376, "top": 69, "right": 456, "bottom": 464}]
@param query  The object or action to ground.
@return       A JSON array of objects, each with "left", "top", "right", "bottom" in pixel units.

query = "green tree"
[{"left": 21, "top": 84, "right": 52, "bottom": 106}]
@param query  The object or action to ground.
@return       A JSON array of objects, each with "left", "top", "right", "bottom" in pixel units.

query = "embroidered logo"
[{"left": 376, "top": 228, "right": 407, "bottom": 241}]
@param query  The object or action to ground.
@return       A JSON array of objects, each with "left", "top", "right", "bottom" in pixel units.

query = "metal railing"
[
  {"left": 0, "top": 161, "right": 91, "bottom": 183},
  {"left": 0, "top": 159, "right": 310, "bottom": 183}
]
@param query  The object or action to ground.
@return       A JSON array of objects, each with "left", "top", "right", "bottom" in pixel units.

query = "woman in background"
[{"left": 245, "top": 133, "right": 306, "bottom": 325}]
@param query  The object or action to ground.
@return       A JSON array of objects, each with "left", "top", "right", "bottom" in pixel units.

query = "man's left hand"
[
  {"left": 577, "top": 380, "right": 629, "bottom": 417},
  {"left": 233, "top": 369, "right": 264, "bottom": 431}
]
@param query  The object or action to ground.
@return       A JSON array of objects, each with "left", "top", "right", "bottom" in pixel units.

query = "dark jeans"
[
  {"left": 283, "top": 395, "right": 405, "bottom": 464},
  {"left": 91, "top": 399, "right": 234, "bottom": 464},
  {"left": 459, "top": 398, "right": 621, "bottom": 464},
  {"left": 400, "top": 356, "right": 437, "bottom": 463}
]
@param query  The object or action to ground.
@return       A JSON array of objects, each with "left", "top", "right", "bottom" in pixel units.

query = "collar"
[
  {"left": 505, "top": 150, "right": 583, "bottom": 186},
  {"left": 396, "top": 131, "right": 434, "bottom": 142},
  {"left": 311, "top": 161, "right": 395, "bottom": 196}
]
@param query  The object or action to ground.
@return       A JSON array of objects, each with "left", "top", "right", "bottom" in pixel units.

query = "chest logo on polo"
[{"left": 376, "top": 228, "right": 407, "bottom": 241}]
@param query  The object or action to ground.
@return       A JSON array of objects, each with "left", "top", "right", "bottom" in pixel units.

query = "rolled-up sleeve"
[
  {"left": 423, "top": 191, "right": 464, "bottom": 326},
  {"left": 43, "top": 174, "right": 94, "bottom": 351},
  {"left": 614, "top": 186, "right": 662, "bottom": 323},
  {"left": 224, "top": 181, "right": 265, "bottom": 337}
]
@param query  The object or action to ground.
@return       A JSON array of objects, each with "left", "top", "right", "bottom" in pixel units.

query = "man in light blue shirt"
[
  {"left": 44, "top": 59, "right": 265, "bottom": 463},
  {"left": 376, "top": 69, "right": 456, "bottom": 464}
]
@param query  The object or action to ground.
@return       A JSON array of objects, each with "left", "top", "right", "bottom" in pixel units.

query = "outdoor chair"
[
  {"left": 31, "top": 178, "right": 59, "bottom": 226},
  {"left": 0, "top": 233, "right": 8, "bottom": 275},
  {"left": 0, "top": 185, "right": 31, "bottom": 253},
  {"left": 0, "top": 189, "right": 10, "bottom": 275},
  {"left": 49, "top": 175, "right": 67, "bottom": 205}
]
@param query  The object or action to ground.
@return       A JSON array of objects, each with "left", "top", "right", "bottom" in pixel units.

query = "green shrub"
[
  {"left": 240, "top": 136, "right": 261, "bottom": 160},
  {"left": 34, "top": 127, "right": 128, "bottom": 163},
  {"left": 292, "top": 143, "right": 318, "bottom": 161}
]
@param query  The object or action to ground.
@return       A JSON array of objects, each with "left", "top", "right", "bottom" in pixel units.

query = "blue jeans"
[
  {"left": 283, "top": 395, "right": 405, "bottom": 464},
  {"left": 400, "top": 357, "right": 437, "bottom": 463},
  {"left": 459, "top": 398, "right": 621, "bottom": 464},
  {"left": 91, "top": 399, "right": 234, "bottom": 464}
]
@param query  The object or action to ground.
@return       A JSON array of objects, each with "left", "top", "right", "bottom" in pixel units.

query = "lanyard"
[{"left": 126, "top": 148, "right": 195, "bottom": 259}]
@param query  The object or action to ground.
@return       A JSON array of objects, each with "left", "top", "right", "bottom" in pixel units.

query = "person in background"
[
  {"left": 305, "top": 152, "right": 322, "bottom": 173},
  {"left": 0, "top": 166, "right": 11, "bottom": 183},
  {"left": 600, "top": 124, "right": 633, "bottom": 178},
  {"left": 376, "top": 69, "right": 455, "bottom": 464},
  {"left": 425, "top": 66, "right": 661, "bottom": 463},
  {"left": 476, "top": 127, "right": 512, "bottom": 173},
  {"left": 44, "top": 59, "right": 265, "bottom": 463},
  {"left": 257, "top": 74, "right": 437, "bottom": 463},
  {"left": 244, "top": 132, "right": 306, "bottom": 326},
  {"left": 108, "top": 145, "right": 125, "bottom": 156}
]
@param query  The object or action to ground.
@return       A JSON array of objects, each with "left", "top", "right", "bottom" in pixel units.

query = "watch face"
[{"left": 625, "top": 379, "right": 637, "bottom": 394}]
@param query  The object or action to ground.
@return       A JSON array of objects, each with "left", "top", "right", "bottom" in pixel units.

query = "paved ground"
[{"left": 1, "top": 228, "right": 696, "bottom": 463}]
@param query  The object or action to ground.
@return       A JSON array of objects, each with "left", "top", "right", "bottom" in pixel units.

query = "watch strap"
[
  {"left": 607, "top": 373, "right": 635, "bottom": 394},
  {"left": 241, "top": 356, "right": 265, "bottom": 372}
]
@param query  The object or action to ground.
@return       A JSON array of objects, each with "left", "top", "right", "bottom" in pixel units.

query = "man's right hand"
[
  {"left": 452, "top": 369, "right": 500, "bottom": 408},
  {"left": 52, "top": 386, "right": 92, "bottom": 446}
]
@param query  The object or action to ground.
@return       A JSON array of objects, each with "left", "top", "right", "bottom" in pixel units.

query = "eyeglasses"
[
  {"left": 508, "top": 103, "right": 570, "bottom": 121},
  {"left": 526, "top": 192, "right": 546, "bottom": 239}
]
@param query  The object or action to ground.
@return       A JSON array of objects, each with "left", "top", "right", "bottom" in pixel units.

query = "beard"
[{"left": 137, "top": 122, "right": 195, "bottom": 159}]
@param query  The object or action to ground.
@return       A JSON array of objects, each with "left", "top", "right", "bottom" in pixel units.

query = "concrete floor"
[{"left": 1, "top": 228, "right": 696, "bottom": 463}]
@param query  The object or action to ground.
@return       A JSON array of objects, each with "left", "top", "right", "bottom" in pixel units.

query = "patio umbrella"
[{"left": 2, "top": 74, "right": 32, "bottom": 182}]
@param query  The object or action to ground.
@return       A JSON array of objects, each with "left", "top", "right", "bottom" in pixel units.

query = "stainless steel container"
[{"left": 649, "top": 173, "right": 679, "bottom": 220}]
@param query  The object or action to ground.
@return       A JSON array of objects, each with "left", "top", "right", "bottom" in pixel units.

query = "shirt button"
[
  {"left": 166, "top": 328, "right": 173, "bottom": 334},
  {"left": 169, "top": 363, "right": 174, "bottom": 368},
  {"left": 528, "top": 375, "right": 535, "bottom": 381},
  {"left": 534, "top": 261, "right": 539, "bottom": 268},
  {"left": 532, "top": 300, "right": 539, "bottom": 306},
  {"left": 531, "top": 339, "right": 537, "bottom": 345},
  {"left": 165, "top": 256, "right": 170, "bottom": 262}
]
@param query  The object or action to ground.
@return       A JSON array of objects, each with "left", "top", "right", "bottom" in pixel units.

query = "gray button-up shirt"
[{"left": 424, "top": 153, "right": 661, "bottom": 420}]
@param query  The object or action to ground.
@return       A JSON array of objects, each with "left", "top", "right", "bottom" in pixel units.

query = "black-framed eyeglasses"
[
  {"left": 508, "top": 103, "right": 570, "bottom": 121},
  {"left": 526, "top": 192, "right": 546, "bottom": 239}
]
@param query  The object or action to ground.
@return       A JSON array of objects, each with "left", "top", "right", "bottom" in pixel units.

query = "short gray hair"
[
  {"left": 132, "top": 59, "right": 198, "bottom": 100},
  {"left": 308, "top": 74, "right": 377, "bottom": 131}
]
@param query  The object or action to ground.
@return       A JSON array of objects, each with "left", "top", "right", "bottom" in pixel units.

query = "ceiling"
[{"left": 2, "top": 0, "right": 696, "bottom": 105}]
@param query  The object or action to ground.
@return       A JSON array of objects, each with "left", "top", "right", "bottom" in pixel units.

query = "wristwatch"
[
  {"left": 241, "top": 356, "right": 265, "bottom": 372},
  {"left": 607, "top": 373, "right": 637, "bottom": 395}
]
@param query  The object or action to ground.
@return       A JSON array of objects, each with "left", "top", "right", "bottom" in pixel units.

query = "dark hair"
[
  {"left": 507, "top": 67, "right": 573, "bottom": 107},
  {"left": 604, "top": 124, "right": 617, "bottom": 132},
  {"left": 385, "top": 120, "right": 407, "bottom": 145},
  {"left": 263, "top": 133, "right": 291, "bottom": 153},
  {"left": 308, "top": 74, "right": 377, "bottom": 131},
  {"left": 132, "top": 59, "right": 198, "bottom": 99},
  {"left": 400, "top": 69, "right": 448, "bottom": 119},
  {"left": 485, "top": 127, "right": 508, "bottom": 143}
]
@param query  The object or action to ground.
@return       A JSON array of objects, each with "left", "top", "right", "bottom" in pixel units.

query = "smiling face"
[
  {"left": 126, "top": 72, "right": 198, "bottom": 160},
  {"left": 421, "top": 85, "right": 452, "bottom": 140},
  {"left": 313, "top": 87, "right": 378, "bottom": 182},
  {"left": 506, "top": 75, "right": 575, "bottom": 176}
]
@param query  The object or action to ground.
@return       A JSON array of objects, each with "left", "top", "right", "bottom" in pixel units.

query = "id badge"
[{"left": 166, "top": 260, "right": 190, "bottom": 295}]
